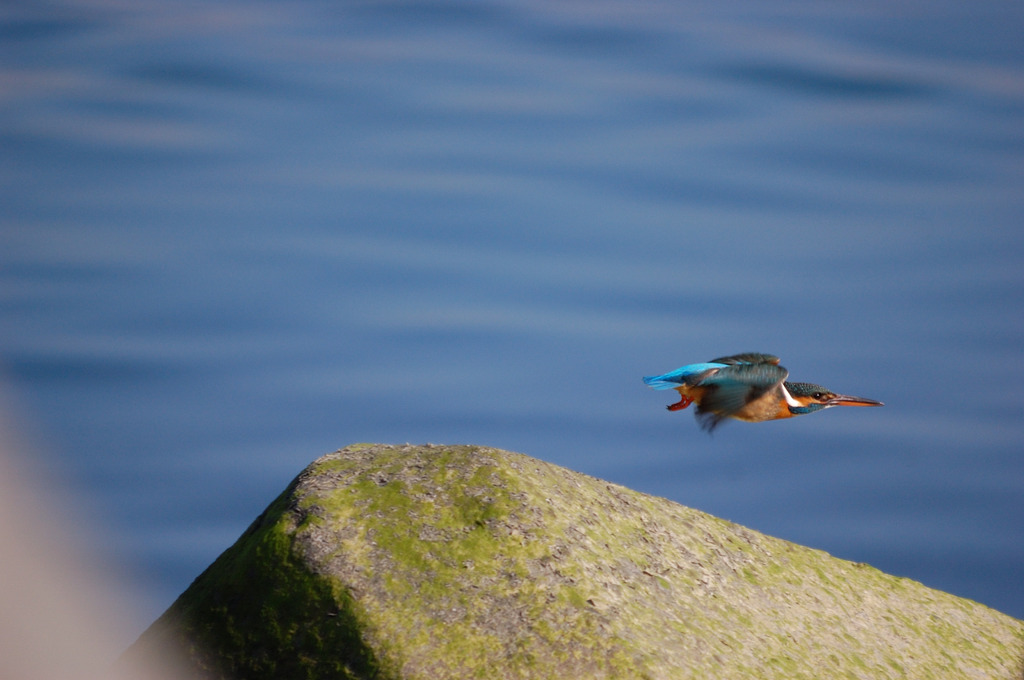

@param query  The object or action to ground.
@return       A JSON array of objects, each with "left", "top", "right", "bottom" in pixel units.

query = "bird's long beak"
[{"left": 827, "top": 394, "right": 884, "bottom": 407}]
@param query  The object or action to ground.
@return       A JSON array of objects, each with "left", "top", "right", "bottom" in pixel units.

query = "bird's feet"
[{"left": 667, "top": 395, "right": 693, "bottom": 411}]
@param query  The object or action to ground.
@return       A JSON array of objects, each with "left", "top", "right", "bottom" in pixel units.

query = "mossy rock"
[{"left": 126, "top": 444, "right": 1024, "bottom": 679}]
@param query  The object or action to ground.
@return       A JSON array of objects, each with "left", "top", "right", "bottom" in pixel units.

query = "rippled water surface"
[{"left": 2, "top": 0, "right": 1023, "bottom": 632}]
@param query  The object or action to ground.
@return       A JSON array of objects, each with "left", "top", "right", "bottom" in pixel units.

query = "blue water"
[{"left": 2, "top": 0, "right": 1022, "bottom": 635}]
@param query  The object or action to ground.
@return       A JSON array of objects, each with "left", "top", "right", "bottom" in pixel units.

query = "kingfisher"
[{"left": 643, "top": 352, "right": 883, "bottom": 432}]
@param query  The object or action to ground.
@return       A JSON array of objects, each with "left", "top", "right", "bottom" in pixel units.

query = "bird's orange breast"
[
  {"left": 673, "top": 385, "right": 794, "bottom": 422},
  {"left": 728, "top": 391, "right": 794, "bottom": 422}
]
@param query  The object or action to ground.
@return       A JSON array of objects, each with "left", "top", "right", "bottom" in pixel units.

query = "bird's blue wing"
[
  {"left": 643, "top": 362, "right": 726, "bottom": 390},
  {"left": 694, "top": 362, "right": 788, "bottom": 431},
  {"left": 707, "top": 352, "right": 780, "bottom": 366}
]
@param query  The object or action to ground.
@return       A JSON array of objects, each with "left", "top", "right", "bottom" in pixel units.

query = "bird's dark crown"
[{"left": 784, "top": 381, "right": 834, "bottom": 401}]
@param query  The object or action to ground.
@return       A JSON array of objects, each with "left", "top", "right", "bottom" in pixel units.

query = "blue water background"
[{"left": 2, "top": 0, "right": 1022, "bottom": 633}]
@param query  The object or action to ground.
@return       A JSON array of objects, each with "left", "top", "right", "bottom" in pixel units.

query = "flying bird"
[{"left": 643, "top": 352, "right": 883, "bottom": 432}]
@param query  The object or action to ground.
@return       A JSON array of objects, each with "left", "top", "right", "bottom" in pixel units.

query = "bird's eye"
[{"left": 813, "top": 392, "right": 824, "bottom": 400}]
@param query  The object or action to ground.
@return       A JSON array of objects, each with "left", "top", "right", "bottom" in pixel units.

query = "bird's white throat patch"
[{"left": 780, "top": 383, "right": 803, "bottom": 408}]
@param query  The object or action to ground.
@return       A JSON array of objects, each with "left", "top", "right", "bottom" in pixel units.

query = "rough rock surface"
[{"left": 127, "top": 443, "right": 1024, "bottom": 679}]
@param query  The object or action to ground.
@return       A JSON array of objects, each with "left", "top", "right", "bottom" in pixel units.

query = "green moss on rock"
[
  {"left": 127, "top": 444, "right": 1024, "bottom": 680},
  {"left": 135, "top": 483, "right": 385, "bottom": 680}
]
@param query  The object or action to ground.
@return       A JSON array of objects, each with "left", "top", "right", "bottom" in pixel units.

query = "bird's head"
[{"left": 784, "top": 382, "right": 884, "bottom": 415}]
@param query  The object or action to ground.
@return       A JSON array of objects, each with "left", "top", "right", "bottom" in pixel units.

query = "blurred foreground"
[{"left": 0, "top": 394, "right": 186, "bottom": 680}]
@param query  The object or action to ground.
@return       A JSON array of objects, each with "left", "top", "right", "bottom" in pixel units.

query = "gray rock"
[{"left": 126, "top": 443, "right": 1024, "bottom": 679}]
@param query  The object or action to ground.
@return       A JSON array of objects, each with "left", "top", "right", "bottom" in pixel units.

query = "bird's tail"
[
  {"left": 643, "top": 374, "right": 681, "bottom": 390},
  {"left": 643, "top": 362, "right": 724, "bottom": 389}
]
